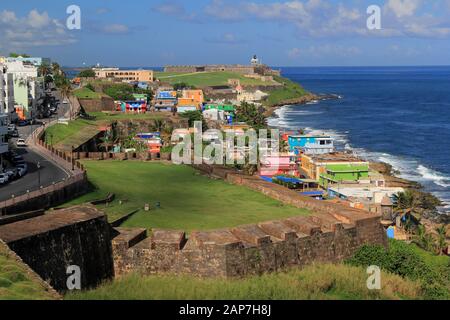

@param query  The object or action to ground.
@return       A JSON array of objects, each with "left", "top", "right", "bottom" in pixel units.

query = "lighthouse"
[{"left": 250, "top": 55, "right": 260, "bottom": 66}]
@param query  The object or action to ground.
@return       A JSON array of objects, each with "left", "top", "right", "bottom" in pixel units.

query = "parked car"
[
  {"left": 16, "top": 138, "right": 27, "bottom": 147},
  {"left": 5, "top": 169, "right": 18, "bottom": 180},
  {"left": 0, "top": 173, "right": 9, "bottom": 184},
  {"left": 10, "top": 130, "right": 19, "bottom": 138},
  {"left": 18, "top": 120, "right": 29, "bottom": 127},
  {"left": 16, "top": 166, "right": 27, "bottom": 177},
  {"left": 13, "top": 155, "right": 24, "bottom": 162}
]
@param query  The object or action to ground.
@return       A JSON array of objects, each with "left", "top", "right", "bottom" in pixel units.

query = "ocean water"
[{"left": 268, "top": 66, "right": 450, "bottom": 213}]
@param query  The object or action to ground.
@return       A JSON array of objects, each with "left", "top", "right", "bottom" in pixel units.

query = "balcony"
[{"left": 0, "top": 142, "right": 8, "bottom": 154}]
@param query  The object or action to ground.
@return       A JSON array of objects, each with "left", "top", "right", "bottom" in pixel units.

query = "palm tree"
[
  {"left": 435, "top": 226, "right": 448, "bottom": 255},
  {"left": 414, "top": 225, "right": 427, "bottom": 249},
  {"left": 60, "top": 82, "right": 73, "bottom": 119},
  {"left": 51, "top": 62, "right": 62, "bottom": 76},
  {"left": 38, "top": 63, "right": 51, "bottom": 77}
]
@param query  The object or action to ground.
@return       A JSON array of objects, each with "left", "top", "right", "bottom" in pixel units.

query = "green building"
[
  {"left": 319, "top": 163, "right": 369, "bottom": 189},
  {"left": 203, "top": 104, "right": 235, "bottom": 113}
]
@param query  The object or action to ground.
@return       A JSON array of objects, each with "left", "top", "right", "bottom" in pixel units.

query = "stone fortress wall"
[{"left": 113, "top": 166, "right": 387, "bottom": 278}]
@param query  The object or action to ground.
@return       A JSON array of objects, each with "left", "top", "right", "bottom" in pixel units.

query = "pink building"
[{"left": 260, "top": 155, "right": 298, "bottom": 177}]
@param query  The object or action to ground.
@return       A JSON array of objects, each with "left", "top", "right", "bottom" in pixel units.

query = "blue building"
[
  {"left": 288, "top": 135, "right": 334, "bottom": 155},
  {"left": 154, "top": 90, "right": 177, "bottom": 112}
]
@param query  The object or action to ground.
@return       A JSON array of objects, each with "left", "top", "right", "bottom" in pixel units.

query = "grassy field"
[
  {"left": 263, "top": 76, "right": 308, "bottom": 107},
  {"left": 65, "top": 161, "right": 310, "bottom": 230},
  {"left": 65, "top": 263, "right": 421, "bottom": 300},
  {"left": 73, "top": 87, "right": 107, "bottom": 100},
  {"left": 0, "top": 242, "right": 57, "bottom": 300},
  {"left": 155, "top": 71, "right": 278, "bottom": 87}
]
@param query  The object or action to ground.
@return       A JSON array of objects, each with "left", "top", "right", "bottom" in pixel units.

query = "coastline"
[
  {"left": 267, "top": 102, "right": 448, "bottom": 224},
  {"left": 264, "top": 93, "right": 319, "bottom": 117}
]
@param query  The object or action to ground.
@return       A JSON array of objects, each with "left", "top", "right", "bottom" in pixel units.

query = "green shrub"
[{"left": 346, "top": 239, "right": 449, "bottom": 300}]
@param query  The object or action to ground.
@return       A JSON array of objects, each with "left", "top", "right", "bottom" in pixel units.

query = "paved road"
[{"left": 0, "top": 92, "right": 71, "bottom": 202}]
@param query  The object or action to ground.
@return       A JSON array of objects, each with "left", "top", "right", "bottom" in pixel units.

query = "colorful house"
[
  {"left": 288, "top": 135, "right": 334, "bottom": 155},
  {"left": 260, "top": 155, "right": 298, "bottom": 177},
  {"left": 132, "top": 93, "right": 148, "bottom": 103},
  {"left": 180, "top": 90, "right": 204, "bottom": 109},
  {"left": 319, "top": 163, "right": 370, "bottom": 189},
  {"left": 134, "top": 132, "right": 162, "bottom": 154},
  {"left": 117, "top": 101, "right": 148, "bottom": 113},
  {"left": 203, "top": 104, "right": 235, "bottom": 113},
  {"left": 300, "top": 153, "right": 369, "bottom": 182},
  {"left": 154, "top": 90, "right": 177, "bottom": 111}
]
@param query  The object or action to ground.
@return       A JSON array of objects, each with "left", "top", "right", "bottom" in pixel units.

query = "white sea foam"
[
  {"left": 268, "top": 107, "right": 450, "bottom": 212},
  {"left": 417, "top": 165, "right": 450, "bottom": 188}
]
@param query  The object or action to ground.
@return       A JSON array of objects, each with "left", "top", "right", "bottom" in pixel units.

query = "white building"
[
  {"left": 5, "top": 59, "right": 42, "bottom": 119},
  {"left": 1, "top": 64, "right": 16, "bottom": 121},
  {"left": 0, "top": 67, "right": 9, "bottom": 168}
]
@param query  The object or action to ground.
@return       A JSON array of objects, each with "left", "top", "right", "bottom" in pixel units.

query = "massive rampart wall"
[{"left": 113, "top": 165, "right": 387, "bottom": 278}]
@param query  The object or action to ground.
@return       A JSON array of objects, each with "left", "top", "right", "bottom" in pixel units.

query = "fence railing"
[{"left": 0, "top": 172, "right": 86, "bottom": 211}]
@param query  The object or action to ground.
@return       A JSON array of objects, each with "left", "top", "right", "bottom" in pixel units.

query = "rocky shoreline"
[
  {"left": 264, "top": 93, "right": 340, "bottom": 117},
  {"left": 265, "top": 93, "right": 448, "bottom": 228}
]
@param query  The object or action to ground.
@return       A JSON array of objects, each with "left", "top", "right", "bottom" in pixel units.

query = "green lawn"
[
  {"left": 65, "top": 263, "right": 421, "bottom": 300},
  {"left": 155, "top": 71, "right": 278, "bottom": 87},
  {"left": 0, "top": 242, "right": 57, "bottom": 300},
  {"left": 65, "top": 161, "right": 310, "bottom": 231},
  {"left": 73, "top": 87, "right": 107, "bottom": 100}
]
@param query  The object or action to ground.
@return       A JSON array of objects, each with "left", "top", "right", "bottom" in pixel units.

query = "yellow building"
[
  {"left": 93, "top": 68, "right": 154, "bottom": 83},
  {"left": 300, "top": 153, "right": 369, "bottom": 181}
]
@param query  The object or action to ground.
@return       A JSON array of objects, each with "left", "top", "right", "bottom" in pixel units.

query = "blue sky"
[{"left": 1, "top": 0, "right": 450, "bottom": 67}]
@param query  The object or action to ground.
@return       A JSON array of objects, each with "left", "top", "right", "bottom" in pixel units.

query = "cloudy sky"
[{"left": 1, "top": 0, "right": 450, "bottom": 66}]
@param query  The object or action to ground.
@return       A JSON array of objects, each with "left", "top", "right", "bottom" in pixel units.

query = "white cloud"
[
  {"left": 186, "top": 0, "right": 450, "bottom": 39},
  {"left": 204, "top": 32, "right": 245, "bottom": 44},
  {"left": 385, "top": 0, "right": 422, "bottom": 18},
  {"left": 102, "top": 24, "right": 130, "bottom": 34},
  {"left": 287, "top": 47, "right": 301, "bottom": 58},
  {"left": 0, "top": 9, "right": 76, "bottom": 50},
  {"left": 27, "top": 9, "right": 50, "bottom": 28}
]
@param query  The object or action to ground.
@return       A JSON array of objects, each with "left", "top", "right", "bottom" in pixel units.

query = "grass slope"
[
  {"left": 155, "top": 71, "right": 277, "bottom": 87},
  {"left": 73, "top": 87, "right": 107, "bottom": 100},
  {"left": 44, "top": 112, "right": 169, "bottom": 150},
  {"left": 0, "top": 241, "right": 58, "bottom": 300},
  {"left": 65, "top": 161, "right": 310, "bottom": 231},
  {"left": 65, "top": 263, "right": 421, "bottom": 300},
  {"left": 263, "top": 76, "right": 308, "bottom": 107}
]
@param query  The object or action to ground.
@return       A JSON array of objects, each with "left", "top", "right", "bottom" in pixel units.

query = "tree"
[
  {"left": 235, "top": 102, "right": 267, "bottom": 130},
  {"left": 174, "top": 82, "right": 195, "bottom": 91},
  {"left": 435, "top": 226, "right": 448, "bottom": 255},
  {"left": 77, "top": 69, "right": 96, "bottom": 78},
  {"left": 179, "top": 110, "right": 207, "bottom": 130},
  {"left": 38, "top": 63, "right": 52, "bottom": 77},
  {"left": 44, "top": 75, "right": 54, "bottom": 89},
  {"left": 85, "top": 83, "right": 95, "bottom": 92},
  {"left": 60, "top": 82, "right": 74, "bottom": 119},
  {"left": 9, "top": 53, "right": 30, "bottom": 58},
  {"left": 104, "top": 84, "right": 135, "bottom": 101},
  {"left": 52, "top": 62, "right": 62, "bottom": 76}
]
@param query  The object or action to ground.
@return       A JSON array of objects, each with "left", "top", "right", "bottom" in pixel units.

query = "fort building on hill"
[{"left": 164, "top": 55, "right": 281, "bottom": 77}]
